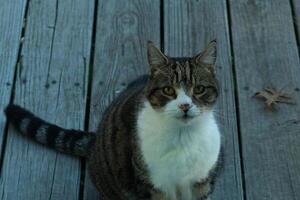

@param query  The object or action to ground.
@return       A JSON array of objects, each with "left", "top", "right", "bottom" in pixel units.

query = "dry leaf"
[{"left": 254, "top": 87, "right": 295, "bottom": 110}]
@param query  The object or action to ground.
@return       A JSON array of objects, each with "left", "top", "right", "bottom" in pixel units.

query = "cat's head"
[{"left": 145, "top": 40, "right": 218, "bottom": 124}]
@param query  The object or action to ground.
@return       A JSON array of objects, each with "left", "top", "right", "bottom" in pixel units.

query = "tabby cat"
[{"left": 5, "top": 40, "right": 223, "bottom": 200}]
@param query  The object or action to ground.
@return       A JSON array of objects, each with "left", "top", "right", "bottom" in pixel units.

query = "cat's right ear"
[{"left": 147, "top": 41, "right": 168, "bottom": 67}]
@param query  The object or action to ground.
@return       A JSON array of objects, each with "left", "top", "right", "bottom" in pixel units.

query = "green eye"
[
  {"left": 162, "top": 86, "right": 175, "bottom": 96},
  {"left": 194, "top": 85, "right": 206, "bottom": 95}
]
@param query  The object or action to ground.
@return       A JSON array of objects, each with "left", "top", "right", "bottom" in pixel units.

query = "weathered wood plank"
[
  {"left": 84, "top": 0, "right": 161, "bottom": 199},
  {"left": 229, "top": 0, "right": 300, "bottom": 199},
  {"left": 0, "top": 0, "right": 94, "bottom": 199},
  {"left": 164, "top": 1, "right": 243, "bottom": 199},
  {"left": 291, "top": 0, "right": 300, "bottom": 40},
  {"left": 0, "top": 0, "right": 27, "bottom": 164}
]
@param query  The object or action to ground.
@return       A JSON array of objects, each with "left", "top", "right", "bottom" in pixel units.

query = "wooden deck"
[{"left": 0, "top": 0, "right": 300, "bottom": 199}]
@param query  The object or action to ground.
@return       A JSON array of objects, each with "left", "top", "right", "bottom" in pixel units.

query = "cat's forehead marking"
[
  {"left": 173, "top": 61, "right": 183, "bottom": 84},
  {"left": 171, "top": 59, "right": 193, "bottom": 85},
  {"left": 185, "top": 61, "right": 191, "bottom": 82}
]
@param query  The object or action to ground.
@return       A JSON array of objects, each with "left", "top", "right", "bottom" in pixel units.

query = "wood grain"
[
  {"left": 0, "top": 0, "right": 94, "bottom": 199},
  {"left": 84, "top": 0, "right": 161, "bottom": 199},
  {"left": 229, "top": 0, "right": 300, "bottom": 199},
  {"left": 0, "top": 0, "right": 28, "bottom": 163},
  {"left": 164, "top": 1, "right": 244, "bottom": 199},
  {"left": 291, "top": 0, "right": 300, "bottom": 40}
]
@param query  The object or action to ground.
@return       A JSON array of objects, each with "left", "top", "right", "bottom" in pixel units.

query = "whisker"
[{"left": 212, "top": 110, "right": 236, "bottom": 119}]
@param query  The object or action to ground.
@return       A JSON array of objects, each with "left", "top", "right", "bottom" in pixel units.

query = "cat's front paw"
[
  {"left": 193, "top": 181, "right": 212, "bottom": 200},
  {"left": 151, "top": 189, "right": 167, "bottom": 200}
]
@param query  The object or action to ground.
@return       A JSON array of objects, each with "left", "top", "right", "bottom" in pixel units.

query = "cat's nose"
[{"left": 178, "top": 103, "right": 191, "bottom": 112}]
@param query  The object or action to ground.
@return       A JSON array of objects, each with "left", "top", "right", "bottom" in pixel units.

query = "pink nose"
[{"left": 179, "top": 103, "right": 191, "bottom": 112}]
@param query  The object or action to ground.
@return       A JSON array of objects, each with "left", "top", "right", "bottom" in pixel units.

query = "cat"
[{"left": 5, "top": 40, "right": 223, "bottom": 200}]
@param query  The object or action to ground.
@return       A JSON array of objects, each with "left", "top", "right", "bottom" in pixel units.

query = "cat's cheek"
[
  {"left": 163, "top": 101, "right": 181, "bottom": 117},
  {"left": 188, "top": 107, "right": 200, "bottom": 117}
]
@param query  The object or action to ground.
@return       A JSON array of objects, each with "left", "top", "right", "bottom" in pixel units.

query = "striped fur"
[
  {"left": 89, "top": 76, "right": 154, "bottom": 200},
  {"left": 5, "top": 105, "right": 95, "bottom": 157}
]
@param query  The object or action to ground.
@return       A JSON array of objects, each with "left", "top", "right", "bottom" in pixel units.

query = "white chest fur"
[{"left": 137, "top": 102, "right": 221, "bottom": 199}]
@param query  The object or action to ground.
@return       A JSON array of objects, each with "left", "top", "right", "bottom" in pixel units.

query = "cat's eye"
[
  {"left": 162, "top": 86, "right": 175, "bottom": 96},
  {"left": 194, "top": 85, "right": 206, "bottom": 95}
]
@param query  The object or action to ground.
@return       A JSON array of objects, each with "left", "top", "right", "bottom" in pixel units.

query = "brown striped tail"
[{"left": 4, "top": 104, "right": 95, "bottom": 157}]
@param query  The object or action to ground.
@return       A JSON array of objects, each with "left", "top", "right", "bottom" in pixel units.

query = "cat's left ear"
[
  {"left": 194, "top": 40, "right": 217, "bottom": 69},
  {"left": 147, "top": 41, "right": 169, "bottom": 67}
]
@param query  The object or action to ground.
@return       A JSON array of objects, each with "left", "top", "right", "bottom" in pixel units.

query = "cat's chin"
[{"left": 175, "top": 115, "right": 197, "bottom": 125}]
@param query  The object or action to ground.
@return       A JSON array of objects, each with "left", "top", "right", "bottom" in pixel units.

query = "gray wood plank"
[
  {"left": 229, "top": 0, "right": 300, "bottom": 199},
  {"left": 164, "top": 1, "right": 243, "bottom": 200},
  {"left": 0, "top": 0, "right": 94, "bottom": 199},
  {"left": 0, "top": 0, "right": 27, "bottom": 163},
  {"left": 84, "top": 0, "right": 161, "bottom": 199},
  {"left": 291, "top": 0, "right": 300, "bottom": 40}
]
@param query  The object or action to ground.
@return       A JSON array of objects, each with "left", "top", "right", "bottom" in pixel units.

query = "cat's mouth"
[{"left": 176, "top": 113, "right": 195, "bottom": 122}]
